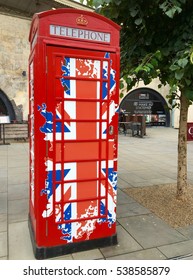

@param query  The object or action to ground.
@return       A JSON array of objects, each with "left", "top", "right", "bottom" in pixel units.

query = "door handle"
[{"left": 109, "top": 125, "right": 114, "bottom": 135}]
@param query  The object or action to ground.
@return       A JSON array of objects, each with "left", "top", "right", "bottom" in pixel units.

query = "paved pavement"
[{"left": 1, "top": 127, "right": 193, "bottom": 260}]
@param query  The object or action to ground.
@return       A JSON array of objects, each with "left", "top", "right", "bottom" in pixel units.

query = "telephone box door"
[{"left": 37, "top": 45, "right": 118, "bottom": 246}]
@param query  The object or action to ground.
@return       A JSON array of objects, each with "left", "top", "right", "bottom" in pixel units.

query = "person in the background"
[
  {"left": 119, "top": 108, "right": 126, "bottom": 134},
  {"left": 119, "top": 108, "right": 125, "bottom": 122}
]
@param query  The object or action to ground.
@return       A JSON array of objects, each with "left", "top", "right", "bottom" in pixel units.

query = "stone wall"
[{"left": 0, "top": 13, "right": 31, "bottom": 121}]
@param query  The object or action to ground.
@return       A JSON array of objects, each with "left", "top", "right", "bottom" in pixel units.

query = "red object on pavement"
[{"left": 28, "top": 9, "right": 120, "bottom": 259}]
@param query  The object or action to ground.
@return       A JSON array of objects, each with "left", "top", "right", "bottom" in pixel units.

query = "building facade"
[
  {"left": 120, "top": 79, "right": 193, "bottom": 129},
  {"left": 0, "top": 0, "right": 94, "bottom": 123},
  {"left": 0, "top": 1, "right": 192, "bottom": 128},
  {"left": 0, "top": 13, "right": 30, "bottom": 122}
]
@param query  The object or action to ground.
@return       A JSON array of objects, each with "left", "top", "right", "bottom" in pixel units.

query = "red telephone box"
[{"left": 28, "top": 9, "right": 120, "bottom": 259}]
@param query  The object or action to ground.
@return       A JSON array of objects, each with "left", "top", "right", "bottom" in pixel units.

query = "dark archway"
[
  {"left": 0, "top": 89, "right": 16, "bottom": 122},
  {"left": 120, "top": 87, "right": 170, "bottom": 127}
]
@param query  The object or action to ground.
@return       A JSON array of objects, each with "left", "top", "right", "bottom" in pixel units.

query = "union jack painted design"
[{"left": 38, "top": 52, "right": 118, "bottom": 243}]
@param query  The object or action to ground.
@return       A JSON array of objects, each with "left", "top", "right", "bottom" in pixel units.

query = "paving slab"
[
  {"left": 0, "top": 178, "right": 7, "bottom": 193},
  {"left": 175, "top": 254, "right": 193, "bottom": 260},
  {"left": 118, "top": 214, "right": 187, "bottom": 249},
  {"left": 106, "top": 248, "right": 166, "bottom": 260},
  {"left": 0, "top": 193, "right": 7, "bottom": 214},
  {"left": 0, "top": 232, "right": 7, "bottom": 258},
  {"left": 0, "top": 157, "right": 7, "bottom": 169},
  {"left": 7, "top": 159, "right": 28, "bottom": 168},
  {"left": 8, "top": 221, "right": 35, "bottom": 260},
  {"left": 117, "top": 189, "right": 135, "bottom": 204},
  {"left": 72, "top": 249, "right": 104, "bottom": 260},
  {"left": 8, "top": 172, "right": 29, "bottom": 185},
  {"left": 119, "top": 173, "right": 147, "bottom": 186},
  {"left": 100, "top": 225, "right": 142, "bottom": 258},
  {"left": 177, "top": 225, "right": 193, "bottom": 239},
  {"left": 8, "top": 198, "right": 28, "bottom": 223},
  {"left": 117, "top": 202, "right": 151, "bottom": 218},
  {"left": 0, "top": 214, "right": 7, "bottom": 232},
  {"left": 158, "top": 240, "right": 193, "bottom": 259},
  {"left": 0, "top": 168, "right": 7, "bottom": 178},
  {"left": 144, "top": 177, "right": 177, "bottom": 185},
  {"left": 117, "top": 178, "right": 133, "bottom": 189},
  {"left": 8, "top": 183, "right": 29, "bottom": 200},
  {"left": 8, "top": 166, "right": 28, "bottom": 177},
  {"left": 50, "top": 254, "right": 73, "bottom": 260}
]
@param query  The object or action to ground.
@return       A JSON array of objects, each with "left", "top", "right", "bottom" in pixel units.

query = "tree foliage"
[
  {"left": 81, "top": 0, "right": 193, "bottom": 198},
  {"left": 81, "top": 0, "right": 193, "bottom": 108}
]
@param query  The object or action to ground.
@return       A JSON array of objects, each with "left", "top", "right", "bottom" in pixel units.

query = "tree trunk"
[{"left": 176, "top": 93, "right": 189, "bottom": 200}]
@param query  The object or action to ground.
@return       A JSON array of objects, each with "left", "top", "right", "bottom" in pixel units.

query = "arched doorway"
[
  {"left": 120, "top": 87, "right": 170, "bottom": 127},
  {"left": 0, "top": 89, "right": 16, "bottom": 122}
]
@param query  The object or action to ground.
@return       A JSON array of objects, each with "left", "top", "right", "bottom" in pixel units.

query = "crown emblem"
[{"left": 76, "top": 15, "right": 88, "bottom": 26}]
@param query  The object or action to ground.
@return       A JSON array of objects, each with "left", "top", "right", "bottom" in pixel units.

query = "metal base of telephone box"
[{"left": 28, "top": 217, "right": 117, "bottom": 260}]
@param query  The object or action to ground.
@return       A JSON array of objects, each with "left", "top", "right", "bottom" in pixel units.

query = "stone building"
[
  {"left": 0, "top": 0, "right": 192, "bottom": 129},
  {"left": 0, "top": 0, "right": 93, "bottom": 123}
]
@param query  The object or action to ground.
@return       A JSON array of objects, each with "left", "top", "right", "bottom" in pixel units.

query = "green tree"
[{"left": 81, "top": 0, "right": 193, "bottom": 200}]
